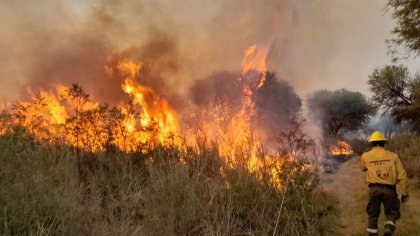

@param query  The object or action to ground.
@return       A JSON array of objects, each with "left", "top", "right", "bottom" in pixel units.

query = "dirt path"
[{"left": 321, "top": 157, "right": 420, "bottom": 236}]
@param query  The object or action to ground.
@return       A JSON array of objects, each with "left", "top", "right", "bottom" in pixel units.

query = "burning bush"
[{"left": 329, "top": 140, "right": 353, "bottom": 156}]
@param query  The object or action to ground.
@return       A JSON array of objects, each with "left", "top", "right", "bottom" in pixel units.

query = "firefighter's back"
[{"left": 361, "top": 147, "right": 399, "bottom": 186}]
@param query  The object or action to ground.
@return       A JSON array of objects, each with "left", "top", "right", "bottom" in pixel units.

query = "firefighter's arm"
[
  {"left": 395, "top": 155, "right": 408, "bottom": 196},
  {"left": 359, "top": 155, "right": 367, "bottom": 172}
]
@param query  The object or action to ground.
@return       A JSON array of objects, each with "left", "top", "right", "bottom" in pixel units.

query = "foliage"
[
  {"left": 368, "top": 65, "right": 420, "bottom": 132},
  {"left": 307, "top": 89, "right": 373, "bottom": 142},
  {"left": 387, "top": 132, "right": 420, "bottom": 181},
  {"left": 348, "top": 138, "right": 370, "bottom": 156},
  {"left": 0, "top": 110, "right": 12, "bottom": 135},
  {"left": 0, "top": 80, "right": 340, "bottom": 235},
  {"left": 0, "top": 131, "right": 338, "bottom": 235},
  {"left": 387, "top": 0, "right": 420, "bottom": 58},
  {"left": 255, "top": 72, "right": 302, "bottom": 132},
  {"left": 0, "top": 135, "right": 146, "bottom": 235},
  {"left": 275, "top": 129, "right": 317, "bottom": 157},
  {"left": 189, "top": 71, "right": 243, "bottom": 113},
  {"left": 364, "top": 112, "right": 410, "bottom": 139},
  {"left": 189, "top": 71, "right": 302, "bottom": 133}
]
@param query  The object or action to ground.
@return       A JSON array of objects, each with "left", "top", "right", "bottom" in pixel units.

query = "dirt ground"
[{"left": 321, "top": 157, "right": 420, "bottom": 235}]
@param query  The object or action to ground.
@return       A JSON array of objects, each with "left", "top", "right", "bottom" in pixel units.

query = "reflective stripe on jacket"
[{"left": 359, "top": 147, "right": 408, "bottom": 195}]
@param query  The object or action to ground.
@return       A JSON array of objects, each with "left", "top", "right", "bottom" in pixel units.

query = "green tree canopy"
[
  {"left": 387, "top": 0, "right": 420, "bottom": 57},
  {"left": 368, "top": 65, "right": 420, "bottom": 131},
  {"left": 307, "top": 89, "right": 373, "bottom": 140}
]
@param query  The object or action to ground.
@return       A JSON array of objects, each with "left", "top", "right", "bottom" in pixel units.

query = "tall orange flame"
[
  {"left": 242, "top": 44, "right": 268, "bottom": 88},
  {"left": 117, "top": 58, "right": 181, "bottom": 148}
]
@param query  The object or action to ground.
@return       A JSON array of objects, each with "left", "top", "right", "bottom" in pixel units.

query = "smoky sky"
[{"left": 1, "top": 0, "right": 419, "bottom": 103}]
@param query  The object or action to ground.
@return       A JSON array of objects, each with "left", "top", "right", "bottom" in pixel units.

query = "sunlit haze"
[{"left": 1, "top": 0, "right": 419, "bottom": 101}]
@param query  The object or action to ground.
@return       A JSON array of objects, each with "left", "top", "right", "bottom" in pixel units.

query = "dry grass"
[
  {"left": 388, "top": 132, "right": 420, "bottom": 182},
  {"left": 0, "top": 129, "right": 338, "bottom": 235}
]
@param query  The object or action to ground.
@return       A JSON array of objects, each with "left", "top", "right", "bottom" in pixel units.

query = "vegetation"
[
  {"left": 307, "top": 89, "right": 373, "bottom": 144},
  {"left": 0, "top": 128, "right": 338, "bottom": 235},
  {"left": 0, "top": 79, "right": 337, "bottom": 236},
  {"left": 387, "top": 0, "right": 420, "bottom": 58},
  {"left": 190, "top": 72, "right": 302, "bottom": 133},
  {"left": 348, "top": 138, "right": 370, "bottom": 156},
  {"left": 368, "top": 65, "right": 420, "bottom": 132},
  {"left": 364, "top": 112, "right": 409, "bottom": 139},
  {"left": 388, "top": 132, "right": 420, "bottom": 183},
  {"left": 254, "top": 73, "right": 302, "bottom": 131}
]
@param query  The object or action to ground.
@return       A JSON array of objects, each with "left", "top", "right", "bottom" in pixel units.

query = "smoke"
[
  {"left": 0, "top": 0, "right": 406, "bottom": 157},
  {"left": 0, "top": 0, "right": 188, "bottom": 104},
  {"left": 189, "top": 71, "right": 242, "bottom": 116},
  {"left": 0, "top": 1, "right": 398, "bottom": 110}
]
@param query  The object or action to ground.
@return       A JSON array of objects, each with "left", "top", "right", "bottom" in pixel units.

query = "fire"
[
  {"left": 39, "top": 90, "right": 68, "bottom": 125},
  {"left": 0, "top": 101, "right": 12, "bottom": 136},
  {"left": 117, "top": 58, "right": 142, "bottom": 78},
  {"left": 242, "top": 44, "right": 268, "bottom": 88},
  {"left": 8, "top": 86, "right": 71, "bottom": 143},
  {"left": 188, "top": 44, "right": 285, "bottom": 187},
  {"left": 0, "top": 43, "right": 305, "bottom": 189},
  {"left": 330, "top": 140, "right": 353, "bottom": 156},
  {"left": 3, "top": 54, "right": 181, "bottom": 153},
  {"left": 117, "top": 58, "right": 181, "bottom": 148},
  {"left": 193, "top": 45, "right": 268, "bottom": 157}
]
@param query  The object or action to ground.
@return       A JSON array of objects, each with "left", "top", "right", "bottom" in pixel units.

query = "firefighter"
[{"left": 359, "top": 131, "right": 409, "bottom": 236}]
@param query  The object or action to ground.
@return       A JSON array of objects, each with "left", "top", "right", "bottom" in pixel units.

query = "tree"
[
  {"left": 0, "top": 110, "right": 11, "bottom": 135},
  {"left": 364, "top": 112, "right": 410, "bottom": 139},
  {"left": 307, "top": 89, "right": 373, "bottom": 140},
  {"left": 387, "top": 0, "right": 420, "bottom": 58},
  {"left": 254, "top": 72, "right": 302, "bottom": 133},
  {"left": 368, "top": 65, "right": 420, "bottom": 131},
  {"left": 63, "top": 84, "right": 91, "bottom": 181},
  {"left": 189, "top": 71, "right": 243, "bottom": 117},
  {"left": 189, "top": 71, "right": 302, "bottom": 134}
]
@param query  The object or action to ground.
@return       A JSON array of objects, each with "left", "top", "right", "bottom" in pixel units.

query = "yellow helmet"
[{"left": 368, "top": 131, "right": 387, "bottom": 143}]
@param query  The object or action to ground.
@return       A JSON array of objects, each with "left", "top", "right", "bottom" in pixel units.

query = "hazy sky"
[
  {"left": 0, "top": 0, "right": 419, "bottom": 102},
  {"left": 281, "top": 0, "right": 420, "bottom": 96}
]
